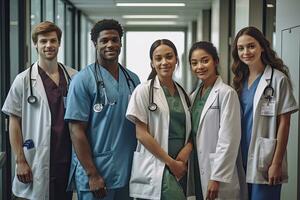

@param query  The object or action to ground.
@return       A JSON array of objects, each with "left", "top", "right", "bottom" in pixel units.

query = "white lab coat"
[
  {"left": 126, "top": 76, "right": 191, "bottom": 200},
  {"left": 245, "top": 65, "right": 298, "bottom": 184},
  {"left": 190, "top": 76, "right": 246, "bottom": 200},
  {"left": 1, "top": 62, "right": 76, "bottom": 200}
]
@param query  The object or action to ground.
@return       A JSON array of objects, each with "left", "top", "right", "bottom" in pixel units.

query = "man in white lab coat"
[{"left": 2, "top": 21, "right": 76, "bottom": 200}]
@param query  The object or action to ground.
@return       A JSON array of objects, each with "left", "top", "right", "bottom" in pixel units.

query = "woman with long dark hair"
[
  {"left": 232, "top": 26, "right": 298, "bottom": 200},
  {"left": 189, "top": 41, "right": 245, "bottom": 200},
  {"left": 126, "top": 39, "right": 193, "bottom": 199}
]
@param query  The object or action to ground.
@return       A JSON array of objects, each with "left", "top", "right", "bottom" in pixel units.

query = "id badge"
[{"left": 261, "top": 99, "right": 276, "bottom": 116}]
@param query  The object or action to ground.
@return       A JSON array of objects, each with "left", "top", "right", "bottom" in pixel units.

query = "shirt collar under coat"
[
  {"left": 191, "top": 76, "right": 222, "bottom": 125},
  {"left": 253, "top": 64, "right": 273, "bottom": 116},
  {"left": 29, "top": 61, "right": 50, "bottom": 107},
  {"left": 29, "top": 61, "right": 72, "bottom": 107},
  {"left": 152, "top": 75, "right": 171, "bottom": 112},
  {"left": 151, "top": 75, "right": 191, "bottom": 144}
]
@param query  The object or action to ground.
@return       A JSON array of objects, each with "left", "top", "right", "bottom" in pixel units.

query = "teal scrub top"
[
  {"left": 191, "top": 86, "right": 212, "bottom": 200},
  {"left": 160, "top": 86, "right": 187, "bottom": 200},
  {"left": 64, "top": 63, "right": 140, "bottom": 191},
  {"left": 162, "top": 85, "right": 186, "bottom": 158}
]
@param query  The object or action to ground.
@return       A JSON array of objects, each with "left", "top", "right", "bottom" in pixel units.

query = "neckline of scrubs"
[
  {"left": 191, "top": 86, "right": 212, "bottom": 200},
  {"left": 161, "top": 85, "right": 187, "bottom": 198},
  {"left": 240, "top": 74, "right": 262, "bottom": 168}
]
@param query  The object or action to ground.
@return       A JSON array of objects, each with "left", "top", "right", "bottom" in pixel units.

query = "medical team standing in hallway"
[{"left": 2, "top": 18, "right": 299, "bottom": 200}]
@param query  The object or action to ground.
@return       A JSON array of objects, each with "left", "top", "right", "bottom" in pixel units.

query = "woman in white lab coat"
[
  {"left": 231, "top": 26, "right": 298, "bottom": 200},
  {"left": 126, "top": 39, "right": 192, "bottom": 200},
  {"left": 189, "top": 41, "right": 245, "bottom": 200}
]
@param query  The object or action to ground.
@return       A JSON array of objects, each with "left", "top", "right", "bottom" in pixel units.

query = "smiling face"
[
  {"left": 151, "top": 44, "right": 178, "bottom": 80},
  {"left": 237, "top": 34, "right": 264, "bottom": 68},
  {"left": 96, "top": 29, "right": 121, "bottom": 64},
  {"left": 34, "top": 31, "right": 60, "bottom": 61},
  {"left": 190, "top": 48, "right": 217, "bottom": 82}
]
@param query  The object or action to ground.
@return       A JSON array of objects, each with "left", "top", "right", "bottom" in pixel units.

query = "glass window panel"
[
  {"left": 44, "top": 0, "right": 54, "bottom": 22},
  {"left": 30, "top": 0, "right": 41, "bottom": 63},
  {"left": 65, "top": 5, "right": 73, "bottom": 66},
  {"left": 80, "top": 16, "right": 87, "bottom": 68},
  {"left": 56, "top": 0, "right": 65, "bottom": 63},
  {"left": 87, "top": 22, "right": 95, "bottom": 65}
]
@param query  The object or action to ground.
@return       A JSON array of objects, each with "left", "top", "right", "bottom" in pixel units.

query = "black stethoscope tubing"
[
  {"left": 27, "top": 63, "right": 71, "bottom": 104},
  {"left": 93, "top": 62, "right": 136, "bottom": 112}
]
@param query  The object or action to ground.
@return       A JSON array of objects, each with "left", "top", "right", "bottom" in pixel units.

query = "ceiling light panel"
[
  {"left": 116, "top": 3, "right": 186, "bottom": 7},
  {"left": 126, "top": 21, "right": 177, "bottom": 25},
  {"left": 122, "top": 15, "right": 179, "bottom": 19}
]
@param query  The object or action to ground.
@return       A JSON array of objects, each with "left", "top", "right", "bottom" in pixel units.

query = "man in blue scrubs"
[{"left": 65, "top": 19, "right": 140, "bottom": 200}]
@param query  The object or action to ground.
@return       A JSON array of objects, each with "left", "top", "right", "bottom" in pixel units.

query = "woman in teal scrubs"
[
  {"left": 126, "top": 39, "right": 193, "bottom": 200},
  {"left": 232, "top": 26, "right": 298, "bottom": 200},
  {"left": 189, "top": 41, "right": 245, "bottom": 200}
]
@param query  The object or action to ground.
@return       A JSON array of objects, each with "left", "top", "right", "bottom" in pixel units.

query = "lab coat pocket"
[
  {"left": 14, "top": 148, "right": 36, "bottom": 193},
  {"left": 23, "top": 147, "right": 36, "bottom": 167},
  {"left": 130, "top": 151, "right": 154, "bottom": 185},
  {"left": 258, "top": 137, "right": 277, "bottom": 171}
]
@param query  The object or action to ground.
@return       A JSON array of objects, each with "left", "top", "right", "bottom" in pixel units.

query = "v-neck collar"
[
  {"left": 38, "top": 65, "right": 65, "bottom": 88},
  {"left": 245, "top": 74, "right": 262, "bottom": 91}
]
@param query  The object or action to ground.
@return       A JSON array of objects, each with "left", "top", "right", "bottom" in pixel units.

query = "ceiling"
[{"left": 68, "top": 0, "right": 212, "bottom": 27}]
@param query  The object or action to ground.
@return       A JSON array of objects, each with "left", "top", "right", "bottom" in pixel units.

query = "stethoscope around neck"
[
  {"left": 27, "top": 63, "right": 71, "bottom": 104},
  {"left": 263, "top": 66, "right": 274, "bottom": 101},
  {"left": 148, "top": 76, "right": 191, "bottom": 112},
  {"left": 93, "top": 61, "right": 136, "bottom": 112}
]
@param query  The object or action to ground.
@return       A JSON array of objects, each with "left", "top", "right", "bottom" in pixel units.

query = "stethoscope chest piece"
[
  {"left": 148, "top": 103, "right": 158, "bottom": 111},
  {"left": 264, "top": 85, "right": 274, "bottom": 98},
  {"left": 93, "top": 103, "right": 103, "bottom": 112},
  {"left": 27, "top": 95, "right": 37, "bottom": 104}
]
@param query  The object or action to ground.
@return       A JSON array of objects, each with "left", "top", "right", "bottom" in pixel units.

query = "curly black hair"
[{"left": 90, "top": 19, "right": 123, "bottom": 45}]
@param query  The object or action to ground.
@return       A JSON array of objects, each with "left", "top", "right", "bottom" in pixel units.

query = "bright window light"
[
  {"left": 122, "top": 15, "right": 179, "bottom": 19},
  {"left": 116, "top": 3, "right": 186, "bottom": 7},
  {"left": 126, "top": 21, "right": 177, "bottom": 25}
]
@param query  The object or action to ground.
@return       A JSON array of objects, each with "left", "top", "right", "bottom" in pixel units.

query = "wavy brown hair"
[{"left": 231, "top": 26, "right": 290, "bottom": 95}]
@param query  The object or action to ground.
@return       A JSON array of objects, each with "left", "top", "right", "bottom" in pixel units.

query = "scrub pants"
[
  {"left": 76, "top": 185, "right": 132, "bottom": 200},
  {"left": 248, "top": 183, "right": 281, "bottom": 200}
]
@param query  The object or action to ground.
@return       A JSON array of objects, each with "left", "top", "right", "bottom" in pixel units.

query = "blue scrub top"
[
  {"left": 65, "top": 63, "right": 140, "bottom": 191},
  {"left": 240, "top": 75, "right": 262, "bottom": 168}
]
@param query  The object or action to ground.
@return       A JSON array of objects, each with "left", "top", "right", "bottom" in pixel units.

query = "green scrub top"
[
  {"left": 162, "top": 85, "right": 186, "bottom": 200},
  {"left": 191, "top": 86, "right": 212, "bottom": 200}
]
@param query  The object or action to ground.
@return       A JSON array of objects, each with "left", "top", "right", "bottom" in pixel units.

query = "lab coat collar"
[
  {"left": 30, "top": 61, "right": 49, "bottom": 107},
  {"left": 152, "top": 75, "right": 170, "bottom": 112},
  {"left": 253, "top": 65, "right": 272, "bottom": 116},
  {"left": 153, "top": 75, "right": 161, "bottom": 89},
  {"left": 199, "top": 76, "right": 222, "bottom": 124}
]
